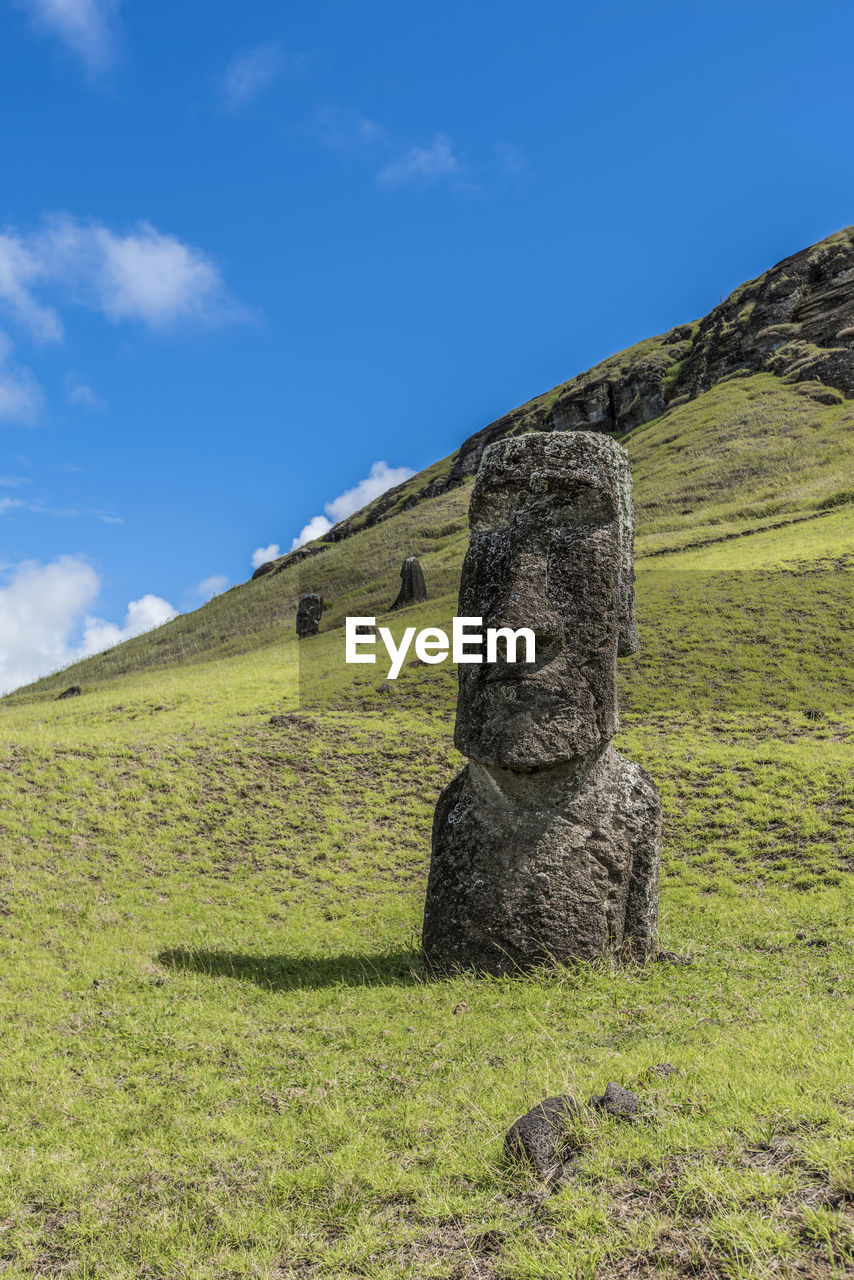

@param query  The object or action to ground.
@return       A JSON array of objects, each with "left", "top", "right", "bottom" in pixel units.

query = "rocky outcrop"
[
  {"left": 677, "top": 229, "right": 854, "bottom": 400},
  {"left": 251, "top": 560, "right": 277, "bottom": 580},
  {"left": 56, "top": 685, "right": 82, "bottom": 700},
  {"left": 248, "top": 228, "right": 854, "bottom": 578}
]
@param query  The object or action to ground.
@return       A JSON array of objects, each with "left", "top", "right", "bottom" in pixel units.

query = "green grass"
[
  {"left": 1, "top": 334, "right": 853, "bottom": 1275},
  {"left": 0, "top": 546, "right": 852, "bottom": 1276}
]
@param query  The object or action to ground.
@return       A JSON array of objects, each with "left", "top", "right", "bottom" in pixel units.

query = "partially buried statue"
[
  {"left": 391, "top": 556, "right": 428, "bottom": 610},
  {"left": 296, "top": 593, "right": 322, "bottom": 639},
  {"left": 422, "top": 431, "right": 661, "bottom": 974}
]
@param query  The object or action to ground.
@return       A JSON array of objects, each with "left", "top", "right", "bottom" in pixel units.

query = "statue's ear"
[{"left": 614, "top": 447, "right": 639, "bottom": 657}]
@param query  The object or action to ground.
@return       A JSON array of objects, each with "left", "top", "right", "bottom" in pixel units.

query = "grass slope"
[
  {"left": 0, "top": 359, "right": 853, "bottom": 1275},
  {"left": 8, "top": 371, "right": 854, "bottom": 700}
]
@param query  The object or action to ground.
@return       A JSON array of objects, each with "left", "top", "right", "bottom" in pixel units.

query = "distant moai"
[
  {"left": 296, "top": 593, "right": 323, "bottom": 638},
  {"left": 391, "top": 557, "right": 427, "bottom": 610},
  {"left": 422, "top": 431, "right": 661, "bottom": 974}
]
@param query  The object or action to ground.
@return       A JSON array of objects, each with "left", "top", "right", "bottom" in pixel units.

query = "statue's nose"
[{"left": 485, "top": 550, "right": 563, "bottom": 649}]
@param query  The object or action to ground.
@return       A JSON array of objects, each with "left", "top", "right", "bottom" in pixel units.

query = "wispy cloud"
[
  {"left": 250, "top": 543, "right": 280, "bottom": 569},
  {"left": 220, "top": 42, "right": 283, "bottom": 111},
  {"left": 0, "top": 233, "right": 63, "bottom": 341},
  {"left": 377, "top": 134, "right": 464, "bottom": 190},
  {"left": 310, "top": 112, "right": 518, "bottom": 195},
  {"left": 308, "top": 106, "right": 386, "bottom": 154},
  {"left": 494, "top": 141, "right": 532, "bottom": 184},
  {"left": 16, "top": 0, "right": 122, "bottom": 73},
  {"left": 0, "top": 555, "right": 176, "bottom": 693},
  {"left": 195, "top": 574, "right": 229, "bottom": 600},
  {"left": 290, "top": 460, "right": 414, "bottom": 550},
  {"left": 65, "top": 375, "right": 103, "bottom": 409},
  {"left": 0, "top": 471, "right": 121, "bottom": 521},
  {"left": 0, "top": 332, "right": 43, "bottom": 423},
  {"left": 0, "top": 216, "right": 243, "bottom": 342}
]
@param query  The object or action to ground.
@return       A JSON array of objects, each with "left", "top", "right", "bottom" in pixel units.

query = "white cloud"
[
  {"left": 250, "top": 542, "right": 280, "bottom": 569},
  {"left": 0, "top": 555, "right": 99, "bottom": 692},
  {"left": 16, "top": 0, "right": 121, "bottom": 72},
  {"left": 39, "top": 217, "right": 239, "bottom": 329},
  {"left": 290, "top": 460, "right": 414, "bottom": 550},
  {"left": 220, "top": 42, "right": 282, "bottom": 110},
  {"left": 324, "top": 461, "right": 415, "bottom": 522},
  {"left": 0, "top": 331, "right": 44, "bottom": 423},
  {"left": 377, "top": 135, "right": 462, "bottom": 189},
  {"left": 196, "top": 574, "right": 229, "bottom": 600},
  {"left": 0, "top": 556, "right": 178, "bottom": 693},
  {"left": 80, "top": 592, "right": 177, "bottom": 656},
  {"left": 0, "top": 216, "right": 241, "bottom": 340},
  {"left": 290, "top": 515, "right": 331, "bottom": 549}
]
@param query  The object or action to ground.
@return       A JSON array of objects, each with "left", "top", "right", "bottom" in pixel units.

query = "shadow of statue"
[{"left": 157, "top": 946, "right": 422, "bottom": 990}]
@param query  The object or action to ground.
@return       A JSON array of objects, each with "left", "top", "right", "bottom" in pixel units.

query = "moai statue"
[
  {"left": 422, "top": 431, "right": 661, "bottom": 974},
  {"left": 391, "top": 557, "right": 428, "bottom": 610},
  {"left": 296, "top": 593, "right": 323, "bottom": 638}
]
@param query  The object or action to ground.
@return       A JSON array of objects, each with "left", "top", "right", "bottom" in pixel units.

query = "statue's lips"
[
  {"left": 483, "top": 658, "right": 561, "bottom": 684},
  {"left": 482, "top": 637, "right": 563, "bottom": 683},
  {"left": 483, "top": 664, "right": 540, "bottom": 684}
]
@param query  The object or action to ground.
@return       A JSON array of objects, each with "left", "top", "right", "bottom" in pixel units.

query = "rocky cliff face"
[
  {"left": 444, "top": 322, "right": 695, "bottom": 486},
  {"left": 442, "top": 227, "right": 854, "bottom": 485},
  {"left": 263, "top": 227, "right": 854, "bottom": 576},
  {"left": 676, "top": 228, "right": 854, "bottom": 402}
]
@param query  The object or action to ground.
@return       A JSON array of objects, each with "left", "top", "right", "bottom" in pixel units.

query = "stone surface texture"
[
  {"left": 423, "top": 431, "right": 661, "bottom": 974},
  {"left": 589, "top": 1082, "right": 643, "bottom": 1118},
  {"left": 391, "top": 557, "right": 428, "bottom": 610},
  {"left": 504, "top": 1094, "right": 583, "bottom": 1180},
  {"left": 295, "top": 593, "right": 323, "bottom": 639}
]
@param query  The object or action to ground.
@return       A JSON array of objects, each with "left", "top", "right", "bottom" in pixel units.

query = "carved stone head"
[
  {"left": 296, "top": 592, "right": 323, "bottom": 639},
  {"left": 454, "top": 431, "right": 637, "bottom": 768}
]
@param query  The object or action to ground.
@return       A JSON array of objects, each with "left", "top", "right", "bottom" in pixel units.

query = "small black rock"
[
  {"left": 504, "top": 1094, "right": 584, "bottom": 1180},
  {"left": 589, "top": 1082, "right": 643, "bottom": 1119},
  {"left": 656, "top": 949, "right": 693, "bottom": 965}
]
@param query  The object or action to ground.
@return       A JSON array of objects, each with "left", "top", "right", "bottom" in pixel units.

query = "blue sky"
[{"left": 1, "top": 0, "right": 853, "bottom": 689}]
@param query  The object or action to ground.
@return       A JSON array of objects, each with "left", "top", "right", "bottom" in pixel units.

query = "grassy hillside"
[
  {"left": 2, "top": 285, "right": 854, "bottom": 1275},
  {"left": 8, "top": 371, "right": 854, "bottom": 702},
  {"left": 0, "top": 545, "right": 851, "bottom": 1277}
]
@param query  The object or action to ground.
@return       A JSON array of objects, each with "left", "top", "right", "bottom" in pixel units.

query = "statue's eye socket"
[
  {"left": 469, "top": 490, "right": 517, "bottom": 532},
  {"left": 469, "top": 481, "right": 615, "bottom": 534}
]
